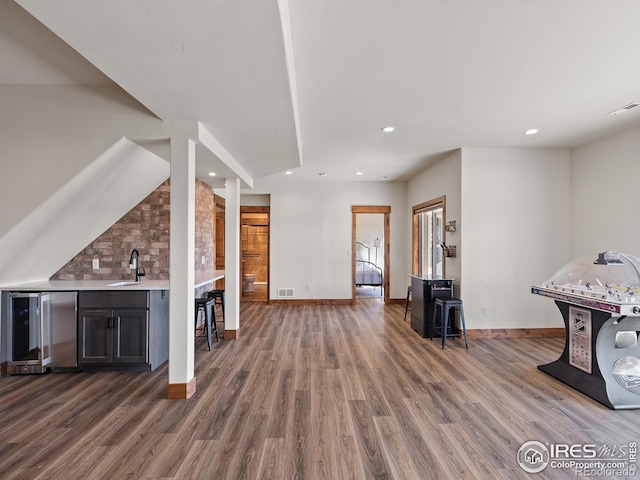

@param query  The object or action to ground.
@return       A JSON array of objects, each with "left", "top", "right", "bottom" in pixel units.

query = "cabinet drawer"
[{"left": 78, "top": 291, "right": 149, "bottom": 309}]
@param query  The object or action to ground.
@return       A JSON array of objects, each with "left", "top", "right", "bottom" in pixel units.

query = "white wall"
[
  {"left": 247, "top": 177, "right": 407, "bottom": 300},
  {"left": 0, "top": 85, "right": 164, "bottom": 236},
  {"left": 240, "top": 194, "right": 270, "bottom": 207},
  {"left": 461, "top": 148, "right": 571, "bottom": 329},
  {"left": 571, "top": 124, "right": 640, "bottom": 258},
  {"left": 407, "top": 150, "right": 462, "bottom": 290},
  {"left": 355, "top": 214, "right": 384, "bottom": 266}
]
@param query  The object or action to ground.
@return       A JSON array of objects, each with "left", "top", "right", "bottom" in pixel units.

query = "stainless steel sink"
[{"left": 107, "top": 281, "right": 143, "bottom": 287}]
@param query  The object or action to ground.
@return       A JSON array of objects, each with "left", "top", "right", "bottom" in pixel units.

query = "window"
[{"left": 412, "top": 196, "right": 445, "bottom": 276}]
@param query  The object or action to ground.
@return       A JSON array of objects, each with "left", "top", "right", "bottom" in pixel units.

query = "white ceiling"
[{"left": 5, "top": 0, "right": 640, "bottom": 184}]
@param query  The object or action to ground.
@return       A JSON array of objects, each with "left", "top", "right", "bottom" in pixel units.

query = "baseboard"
[
  {"left": 387, "top": 298, "right": 406, "bottom": 305},
  {"left": 269, "top": 299, "right": 353, "bottom": 305},
  {"left": 467, "top": 328, "right": 564, "bottom": 339},
  {"left": 224, "top": 329, "right": 238, "bottom": 339},
  {"left": 270, "top": 298, "right": 405, "bottom": 305},
  {"left": 167, "top": 377, "right": 197, "bottom": 400}
]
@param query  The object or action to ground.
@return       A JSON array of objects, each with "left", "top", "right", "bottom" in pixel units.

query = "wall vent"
[
  {"left": 277, "top": 288, "right": 294, "bottom": 298},
  {"left": 608, "top": 102, "right": 639, "bottom": 115}
]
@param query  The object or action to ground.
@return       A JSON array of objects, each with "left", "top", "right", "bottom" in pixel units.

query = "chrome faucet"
[{"left": 129, "top": 249, "right": 146, "bottom": 282}]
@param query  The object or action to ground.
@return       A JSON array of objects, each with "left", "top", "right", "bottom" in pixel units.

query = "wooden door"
[{"left": 214, "top": 195, "right": 225, "bottom": 290}]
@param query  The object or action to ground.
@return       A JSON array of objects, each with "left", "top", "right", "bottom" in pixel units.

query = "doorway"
[
  {"left": 214, "top": 195, "right": 225, "bottom": 290},
  {"left": 355, "top": 214, "right": 384, "bottom": 299},
  {"left": 351, "top": 206, "right": 390, "bottom": 304},
  {"left": 240, "top": 207, "right": 270, "bottom": 302}
]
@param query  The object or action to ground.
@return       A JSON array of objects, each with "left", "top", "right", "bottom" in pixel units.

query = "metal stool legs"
[
  {"left": 404, "top": 286, "right": 411, "bottom": 321},
  {"left": 208, "top": 300, "right": 219, "bottom": 344},
  {"left": 195, "top": 297, "right": 219, "bottom": 351},
  {"left": 207, "top": 290, "right": 225, "bottom": 338},
  {"left": 431, "top": 297, "right": 469, "bottom": 349}
]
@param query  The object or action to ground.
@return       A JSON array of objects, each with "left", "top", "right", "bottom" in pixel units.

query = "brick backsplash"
[
  {"left": 194, "top": 179, "right": 214, "bottom": 277},
  {"left": 51, "top": 179, "right": 215, "bottom": 281}
]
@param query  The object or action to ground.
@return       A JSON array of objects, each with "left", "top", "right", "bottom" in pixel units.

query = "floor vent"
[{"left": 277, "top": 288, "right": 294, "bottom": 298}]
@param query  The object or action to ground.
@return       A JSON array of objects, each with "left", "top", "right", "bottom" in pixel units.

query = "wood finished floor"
[
  {"left": 2, "top": 301, "right": 640, "bottom": 479},
  {"left": 242, "top": 284, "right": 268, "bottom": 302},
  {"left": 356, "top": 286, "right": 384, "bottom": 299}
]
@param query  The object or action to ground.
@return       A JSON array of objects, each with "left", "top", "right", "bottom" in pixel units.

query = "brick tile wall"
[
  {"left": 51, "top": 179, "right": 215, "bottom": 281},
  {"left": 195, "top": 179, "right": 214, "bottom": 276}
]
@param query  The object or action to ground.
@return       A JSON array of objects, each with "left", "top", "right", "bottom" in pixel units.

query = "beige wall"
[
  {"left": 248, "top": 176, "right": 407, "bottom": 300},
  {"left": 461, "top": 148, "right": 571, "bottom": 329},
  {"left": 571, "top": 124, "right": 640, "bottom": 258},
  {"left": 407, "top": 148, "right": 571, "bottom": 329},
  {"left": 0, "top": 85, "right": 163, "bottom": 237},
  {"left": 406, "top": 150, "right": 462, "bottom": 292}
]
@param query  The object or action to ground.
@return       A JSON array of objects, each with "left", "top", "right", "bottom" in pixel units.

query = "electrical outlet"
[
  {"left": 307, "top": 284, "right": 311, "bottom": 291},
  {"left": 201, "top": 256, "right": 206, "bottom": 265},
  {"left": 92, "top": 258, "right": 99, "bottom": 270},
  {"left": 483, "top": 307, "right": 489, "bottom": 316}
]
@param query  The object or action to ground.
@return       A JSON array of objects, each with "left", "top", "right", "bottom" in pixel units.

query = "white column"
[
  {"left": 225, "top": 177, "right": 241, "bottom": 335},
  {"left": 168, "top": 135, "right": 196, "bottom": 398}
]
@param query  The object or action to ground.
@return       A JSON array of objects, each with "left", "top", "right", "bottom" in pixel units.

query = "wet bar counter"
[{"left": 0, "top": 270, "right": 224, "bottom": 292}]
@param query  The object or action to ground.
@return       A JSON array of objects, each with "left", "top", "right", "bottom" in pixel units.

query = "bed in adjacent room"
[{"left": 355, "top": 242, "right": 383, "bottom": 296}]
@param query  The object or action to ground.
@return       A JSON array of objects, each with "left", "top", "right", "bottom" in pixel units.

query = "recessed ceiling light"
[
  {"left": 381, "top": 126, "right": 396, "bottom": 133},
  {"left": 524, "top": 128, "right": 539, "bottom": 135},
  {"left": 355, "top": 172, "right": 363, "bottom": 176},
  {"left": 285, "top": 171, "right": 293, "bottom": 175},
  {"left": 318, "top": 172, "right": 328, "bottom": 177},
  {"left": 208, "top": 172, "right": 216, "bottom": 176}
]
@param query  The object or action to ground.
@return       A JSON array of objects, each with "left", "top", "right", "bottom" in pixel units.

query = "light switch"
[{"left": 92, "top": 258, "right": 99, "bottom": 270}]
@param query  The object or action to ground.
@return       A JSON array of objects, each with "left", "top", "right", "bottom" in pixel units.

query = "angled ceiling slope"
[
  {"left": 14, "top": 1, "right": 640, "bottom": 184},
  {"left": 0, "top": 137, "right": 169, "bottom": 285},
  {"left": 17, "top": 0, "right": 302, "bottom": 181}
]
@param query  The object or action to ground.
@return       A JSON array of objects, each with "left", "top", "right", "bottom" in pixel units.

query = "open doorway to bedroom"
[{"left": 352, "top": 206, "right": 390, "bottom": 304}]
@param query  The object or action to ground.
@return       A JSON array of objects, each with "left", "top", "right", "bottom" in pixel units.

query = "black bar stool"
[
  {"left": 404, "top": 286, "right": 412, "bottom": 321},
  {"left": 431, "top": 297, "right": 468, "bottom": 349},
  {"left": 207, "top": 290, "right": 225, "bottom": 337},
  {"left": 195, "top": 296, "right": 218, "bottom": 350}
]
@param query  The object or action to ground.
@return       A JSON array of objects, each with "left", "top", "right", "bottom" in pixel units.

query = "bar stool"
[
  {"left": 404, "top": 286, "right": 412, "bottom": 321},
  {"left": 431, "top": 297, "right": 468, "bottom": 349},
  {"left": 195, "top": 296, "right": 218, "bottom": 350},
  {"left": 207, "top": 290, "right": 225, "bottom": 337}
]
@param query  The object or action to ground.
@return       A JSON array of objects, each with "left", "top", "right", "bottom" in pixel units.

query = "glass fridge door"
[{"left": 8, "top": 293, "right": 51, "bottom": 371}]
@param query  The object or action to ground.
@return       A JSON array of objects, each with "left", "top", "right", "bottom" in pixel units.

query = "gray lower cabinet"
[
  {"left": 78, "top": 290, "right": 169, "bottom": 371},
  {"left": 79, "top": 308, "right": 149, "bottom": 365}
]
